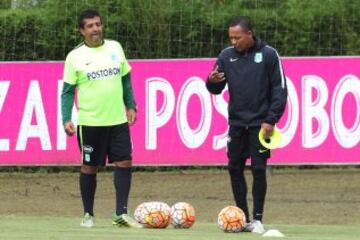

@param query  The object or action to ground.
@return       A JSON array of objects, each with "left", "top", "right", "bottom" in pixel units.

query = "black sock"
[
  {"left": 79, "top": 172, "right": 97, "bottom": 216},
  {"left": 114, "top": 167, "right": 132, "bottom": 215},
  {"left": 252, "top": 166, "right": 267, "bottom": 222}
]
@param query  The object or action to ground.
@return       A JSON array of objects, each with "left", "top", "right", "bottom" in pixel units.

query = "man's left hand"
[
  {"left": 127, "top": 109, "right": 137, "bottom": 125},
  {"left": 261, "top": 122, "right": 274, "bottom": 139}
]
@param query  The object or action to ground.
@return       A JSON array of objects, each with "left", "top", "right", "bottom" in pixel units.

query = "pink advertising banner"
[{"left": 0, "top": 57, "right": 359, "bottom": 165}]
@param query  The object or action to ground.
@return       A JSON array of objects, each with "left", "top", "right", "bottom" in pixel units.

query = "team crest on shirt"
[
  {"left": 83, "top": 145, "right": 94, "bottom": 153},
  {"left": 111, "top": 53, "right": 118, "bottom": 62},
  {"left": 254, "top": 52, "right": 263, "bottom": 63}
]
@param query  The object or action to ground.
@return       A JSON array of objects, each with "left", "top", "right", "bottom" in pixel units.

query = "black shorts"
[
  {"left": 227, "top": 126, "right": 270, "bottom": 163},
  {"left": 77, "top": 123, "right": 132, "bottom": 166}
]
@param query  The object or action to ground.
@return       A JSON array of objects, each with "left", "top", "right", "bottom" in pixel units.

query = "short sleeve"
[{"left": 118, "top": 44, "right": 131, "bottom": 76}]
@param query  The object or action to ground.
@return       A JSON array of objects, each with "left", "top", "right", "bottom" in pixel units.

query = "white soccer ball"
[
  {"left": 134, "top": 201, "right": 171, "bottom": 228},
  {"left": 134, "top": 202, "right": 149, "bottom": 226},
  {"left": 217, "top": 205, "right": 246, "bottom": 232},
  {"left": 170, "top": 202, "right": 196, "bottom": 229}
]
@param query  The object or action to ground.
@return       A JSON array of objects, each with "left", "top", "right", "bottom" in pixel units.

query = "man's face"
[
  {"left": 80, "top": 16, "right": 103, "bottom": 47},
  {"left": 228, "top": 25, "right": 253, "bottom": 52}
]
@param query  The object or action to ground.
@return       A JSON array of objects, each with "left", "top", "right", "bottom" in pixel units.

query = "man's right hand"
[
  {"left": 64, "top": 121, "right": 76, "bottom": 136},
  {"left": 208, "top": 65, "right": 226, "bottom": 83}
]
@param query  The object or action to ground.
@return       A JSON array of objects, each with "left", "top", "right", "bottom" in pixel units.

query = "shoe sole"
[{"left": 80, "top": 223, "right": 94, "bottom": 228}]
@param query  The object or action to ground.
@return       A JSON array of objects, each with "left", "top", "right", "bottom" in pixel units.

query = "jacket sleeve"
[
  {"left": 206, "top": 58, "right": 227, "bottom": 95},
  {"left": 265, "top": 51, "right": 287, "bottom": 125},
  {"left": 122, "top": 72, "right": 137, "bottom": 110},
  {"left": 61, "top": 82, "right": 76, "bottom": 124}
]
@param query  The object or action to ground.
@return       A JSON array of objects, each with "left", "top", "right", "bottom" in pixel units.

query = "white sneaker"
[
  {"left": 242, "top": 222, "right": 254, "bottom": 232},
  {"left": 251, "top": 220, "right": 265, "bottom": 234},
  {"left": 80, "top": 213, "right": 95, "bottom": 228}
]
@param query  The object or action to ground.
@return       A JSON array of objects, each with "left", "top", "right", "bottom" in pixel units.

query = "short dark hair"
[
  {"left": 229, "top": 16, "right": 253, "bottom": 32},
  {"left": 78, "top": 9, "right": 101, "bottom": 29}
]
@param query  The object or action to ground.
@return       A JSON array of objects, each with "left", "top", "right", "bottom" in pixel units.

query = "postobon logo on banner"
[{"left": 0, "top": 58, "right": 359, "bottom": 165}]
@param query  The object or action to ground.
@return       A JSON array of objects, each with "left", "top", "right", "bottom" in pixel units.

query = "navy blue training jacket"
[{"left": 206, "top": 37, "right": 287, "bottom": 127}]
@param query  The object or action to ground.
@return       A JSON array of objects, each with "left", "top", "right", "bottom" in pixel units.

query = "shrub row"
[{"left": 0, "top": 0, "right": 359, "bottom": 61}]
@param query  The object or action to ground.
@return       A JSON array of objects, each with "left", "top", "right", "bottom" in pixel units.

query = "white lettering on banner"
[
  {"left": 0, "top": 81, "right": 10, "bottom": 151},
  {"left": 16, "top": 80, "right": 51, "bottom": 151},
  {"left": 302, "top": 75, "right": 330, "bottom": 148},
  {"left": 331, "top": 75, "right": 360, "bottom": 148},
  {"left": 0, "top": 61, "right": 358, "bottom": 166},
  {"left": 212, "top": 86, "right": 228, "bottom": 150},
  {"left": 278, "top": 78, "right": 299, "bottom": 147},
  {"left": 144, "top": 74, "right": 359, "bottom": 151},
  {"left": 57, "top": 80, "right": 78, "bottom": 150},
  {"left": 177, "top": 77, "right": 212, "bottom": 149},
  {"left": 146, "top": 77, "right": 175, "bottom": 150}
]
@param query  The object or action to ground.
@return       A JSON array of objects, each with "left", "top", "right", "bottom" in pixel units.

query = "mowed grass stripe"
[{"left": 0, "top": 215, "right": 360, "bottom": 240}]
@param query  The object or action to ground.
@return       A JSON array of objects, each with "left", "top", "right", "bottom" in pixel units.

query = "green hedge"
[{"left": 0, "top": 0, "right": 359, "bottom": 61}]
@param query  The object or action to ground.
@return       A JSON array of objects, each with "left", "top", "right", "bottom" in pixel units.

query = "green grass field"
[
  {"left": 1, "top": 168, "right": 360, "bottom": 239},
  {"left": 1, "top": 215, "right": 360, "bottom": 240}
]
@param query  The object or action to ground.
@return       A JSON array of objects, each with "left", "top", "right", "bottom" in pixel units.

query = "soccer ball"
[
  {"left": 134, "top": 201, "right": 171, "bottom": 228},
  {"left": 134, "top": 202, "right": 149, "bottom": 226},
  {"left": 170, "top": 202, "right": 196, "bottom": 229},
  {"left": 217, "top": 206, "right": 246, "bottom": 232}
]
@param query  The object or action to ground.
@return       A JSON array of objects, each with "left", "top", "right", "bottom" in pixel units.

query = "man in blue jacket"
[{"left": 207, "top": 16, "right": 287, "bottom": 234}]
